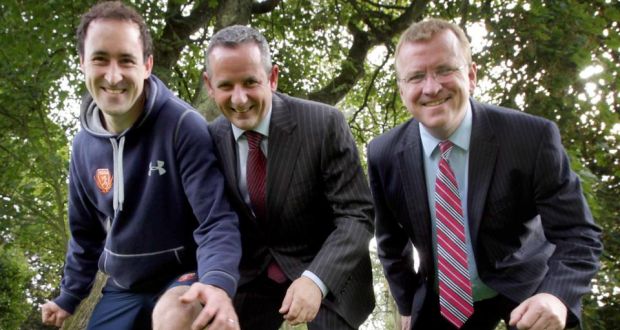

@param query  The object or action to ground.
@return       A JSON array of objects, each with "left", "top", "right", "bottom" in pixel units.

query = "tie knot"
[
  {"left": 439, "top": 140, "right": 453, "bottom": 159},
  {"left": 245, "top": 131, "right": 263, "bottom": 150}
]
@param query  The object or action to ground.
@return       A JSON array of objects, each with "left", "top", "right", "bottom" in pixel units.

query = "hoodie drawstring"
[{"left": 110, "top": 136, "right": 125, "bottom": 213}]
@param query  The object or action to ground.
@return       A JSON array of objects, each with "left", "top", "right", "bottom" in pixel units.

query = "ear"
[
  {"left": 467, "top": 62, "right": 477, "bottom": 94},
  {"left": 395, "top": 62, "right": 405, "bottom": 98},
  {"left": 397, "top": 80, "right": 405, "bottom": 99},
  {"left": 269, "top": 64, "right": 279, "bottom": 91},
  {"left": 143, "top": 55, "right": 154, "bottom": 79},
  {"left": 203, "top": 72, "right": 214, "bottom": 97},
  {"left": 79, "top": 55, "right": 85, "bottom": 73}
]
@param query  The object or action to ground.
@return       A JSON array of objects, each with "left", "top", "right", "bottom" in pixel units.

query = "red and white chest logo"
[{"left": 94, "top": 169, "right": 113, "bottom": 194}]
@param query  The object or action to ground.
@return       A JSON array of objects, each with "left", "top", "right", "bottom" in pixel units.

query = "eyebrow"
[
  {"left": 215, "top": 80, "right": 231, "bottom": 87},
  {"left": 89, "top": 50, "right": 138, "bottom": 60},
  {"left": 215, "top": 76, "right": 259, "bottom": 87}
]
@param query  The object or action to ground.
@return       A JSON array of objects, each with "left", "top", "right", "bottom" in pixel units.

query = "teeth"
[
  {"left": 232, "top": 106, "right": 252, "bottom": 113},
  {"left": 425, "top": 99, "right": 445, "bottom": 106},
  {"left": 106, "top": 89, "right": 124, "bottom": 94}
]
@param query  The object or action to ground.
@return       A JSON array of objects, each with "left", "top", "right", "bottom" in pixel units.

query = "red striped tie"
[
  {"left": 245, "top": 131, "right": 286, "bottom": 283},
  {"left": 435, "top": 140, "right": 473, "bottom": 328},
  {"left": 245, "top": 131, "right": 267, "bottom": 221}
]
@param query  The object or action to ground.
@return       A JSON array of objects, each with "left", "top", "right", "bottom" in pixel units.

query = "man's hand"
[
  {"left": 179, "top": 283, "right": 240, "bottom": 330},
  {"left": 400, "top": 315, "right": 412, "bottom": 330},
  {"left": 41, "top": 301, "right": 71, "bottom": 327},
  {"left": 509, "top": 293, "right": 567, "bottom": 330},
  {"left": 279, "top": 276, "right": 322, "bottom": 325}
]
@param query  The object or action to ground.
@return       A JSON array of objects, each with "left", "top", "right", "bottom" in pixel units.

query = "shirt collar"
[
  {"left": 419, "top": 101, "right": 472, "bottom": 158},
  {"left": 232, "top": 106, "right": 272, "bottom": 141}
]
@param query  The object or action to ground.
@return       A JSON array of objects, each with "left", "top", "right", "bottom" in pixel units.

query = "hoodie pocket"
[{"left": 99, "top": 246, "right": 187, "bottom": 290}]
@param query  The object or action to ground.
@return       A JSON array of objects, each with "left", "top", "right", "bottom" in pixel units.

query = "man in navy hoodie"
[{"left": 40, "top": 2, "right": 241, "bottom": 329}]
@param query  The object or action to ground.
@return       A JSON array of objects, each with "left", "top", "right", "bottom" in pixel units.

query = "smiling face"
[
  {"left": 204, "top": 42, "right": 278, "bottom": 131},
  {"left": 396, "top": 29, "right": 477, "bottom": 139},
  {"left": 80, "top": 19, "right": 153, "bottom": 133}
]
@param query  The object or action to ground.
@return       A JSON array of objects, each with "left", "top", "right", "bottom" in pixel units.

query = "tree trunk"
[{"left": 60, "top": 272, "right": 107, "bottom": 330}]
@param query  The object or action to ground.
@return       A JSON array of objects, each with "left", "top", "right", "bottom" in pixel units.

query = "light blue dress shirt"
[
  {"left": 419, "top": 103, "right": 496, "bottom": 301},
  {"left": 231, "top": 108, "right": 328, "bottom": 297}
]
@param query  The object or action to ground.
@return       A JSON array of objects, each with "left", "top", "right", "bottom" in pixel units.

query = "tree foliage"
[
  {"left": 0, "top": 0, "right": 617, "bottom": 329},
  {"left": 0, "top": 1, "right": 92, "bottom": 324},
  {"left": 0, "top": 246, "right": 33, "bottom": 329}
]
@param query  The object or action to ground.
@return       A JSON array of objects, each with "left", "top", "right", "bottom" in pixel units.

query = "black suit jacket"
[
  {"left": 209, "top": 92, "right": 375, "bottom": 327},
  {"left": 368, "top": 100, "right": 602, "bottom": 327}
]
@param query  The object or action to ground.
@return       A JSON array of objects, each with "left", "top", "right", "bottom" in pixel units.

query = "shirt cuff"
[{"left": 302, "top": 270, "right": 328, "bottom": 298}]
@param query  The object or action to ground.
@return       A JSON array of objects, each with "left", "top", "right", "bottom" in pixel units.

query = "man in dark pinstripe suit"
[
  {"left": 368, "top": 19, "right": 602, "bottom": 330},
  {"left": 195, "top": 25, "right": 375, "bottom": 330}
]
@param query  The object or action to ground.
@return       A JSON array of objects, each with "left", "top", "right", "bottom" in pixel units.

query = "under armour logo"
[{"left": 148, "top": 161, "right": 166, "bottom": 176}]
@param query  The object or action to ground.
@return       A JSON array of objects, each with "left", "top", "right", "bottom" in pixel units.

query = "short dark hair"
[
  {"left": 205, "top": 25, "right": 272, "bottom": 76},
  {"left": 76, "top": 1, "right": 153, "bottom": 60}
]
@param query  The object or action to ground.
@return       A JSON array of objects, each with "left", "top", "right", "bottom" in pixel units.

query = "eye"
[
  {"left": 119, "top": 57, "right": 137, "bottom": 66},
  {"left": 436, "top": 66, "right": 456, "bottom": 77},
  {"left": 91, "top": 56, "right": 107, "bottom": 65},
  {"left": 217, "top": 83, "right": 233, "bottom": 91},
  {"left": 244, "top": 79, "right": 259, "bottom": 87},
  {"left": 406, "top": 73, "right": 426, "bottom": 84}
]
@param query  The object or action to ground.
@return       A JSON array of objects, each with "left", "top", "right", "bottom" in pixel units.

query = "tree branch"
[
  {"left": 358, "top": 0, "right": 408, "bottom": 10},
  {"left": 154, "top": 0, "right": 216, "bottom": 82},
  {"left": 459, "top": 0, "right": 471, "bottom": 35},
  {"left": 349, "top": 48, "right": 392, "bottom": 126},
  {"left": 213, "top": 0, "right": 253, "bottom": 31},
  {"left": 308, "top": 0, "right": 430, "bottom": 105},
  {"left": 251, "top": 0, "right": 282, "bottom": 14}
]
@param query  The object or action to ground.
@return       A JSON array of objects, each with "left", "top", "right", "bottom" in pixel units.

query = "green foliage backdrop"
[
  {"left": 0, "top": 246, "right": 33, "bottom": 329},
  {"left": 0, "top": 0, "right": 617, "bottom": 329}
]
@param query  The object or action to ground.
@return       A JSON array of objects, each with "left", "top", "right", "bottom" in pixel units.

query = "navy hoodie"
[{"left": 54, "top": 75, "right": 241, "bottom": 313}]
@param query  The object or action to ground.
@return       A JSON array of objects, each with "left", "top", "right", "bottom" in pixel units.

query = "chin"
[{"left": 232, "top": 120, "right": 255, "bottom": 131}]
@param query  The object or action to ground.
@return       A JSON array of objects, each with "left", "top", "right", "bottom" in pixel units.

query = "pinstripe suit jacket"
[
  {"left": 368, "top": 99, "right": 602, "bottom": 328},
  {"left": 208, "top": 92, "right": 375, "bottom": 327}
]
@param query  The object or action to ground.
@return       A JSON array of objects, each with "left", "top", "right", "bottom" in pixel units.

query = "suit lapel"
[
  {"left": 467, "top": 101, "right": 498, "bottom": 246},
  {"left": 210, "top": 118, "right": 247, "bottom": 211},
  {"left": 266, "top": 94, "right": 299, "bottom": 222},
  {"left": 397, "top": 122, "right": 434, "bottom": 274}
]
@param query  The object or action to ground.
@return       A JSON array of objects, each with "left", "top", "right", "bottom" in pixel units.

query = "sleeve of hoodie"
[
  {"left": 54, "top": 142, "right": 107, "bottom": 314},
  {"left": 175, "top": 110, "right": 241, "bottom": 298}
]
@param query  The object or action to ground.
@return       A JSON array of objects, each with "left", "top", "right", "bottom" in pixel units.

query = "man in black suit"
[
  {"left": 367, "top": 18, "right": 602, "bottom": 330},
  {"left": 187, "top": 25, "right": 375, "bottom": 330}
]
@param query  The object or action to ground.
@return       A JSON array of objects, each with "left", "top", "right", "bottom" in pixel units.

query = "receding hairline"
[
  {"left": 207, "top": 40, "right": 261, "bottom": 56},
  {"left": 82, "top": 18, "right": 147, "bottom": 55},
  {"left": 76, "top": 1, "right": 153, "bottom": 60},
  {"left": 395, "top": 19, "right": 472, "bottom": 71},
  {"left": 206, "top": 41, "right": 264, "bottom": 64},
  {"left": 204, "top": 26, "right": 273, "bottom": 76}
]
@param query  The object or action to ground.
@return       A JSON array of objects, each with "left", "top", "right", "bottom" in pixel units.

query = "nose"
[
  {"left": 421, "top": 74, "right": 442, "bottom": 95},
  {"left": 104, "top": 62, "right": 122, "bottom": 85},
  {"left": 231, "top": 85, "right": 248, "bottom": 108}
]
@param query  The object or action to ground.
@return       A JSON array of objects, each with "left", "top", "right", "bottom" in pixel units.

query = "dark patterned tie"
[
  {"left": 245, "top": 131, "right": 267, "bottom": 222},
  {"left": 245, "top": 131, "right": 286, "bottom": 283},
  {"left": 435, "top": 140, "right": 473, "bottom": 328}
]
